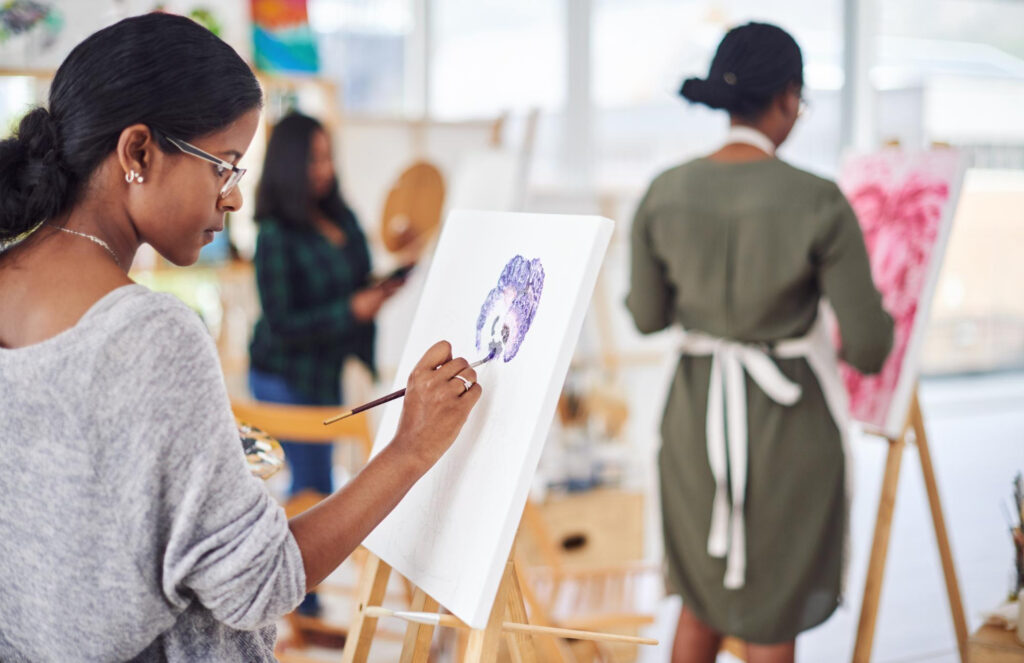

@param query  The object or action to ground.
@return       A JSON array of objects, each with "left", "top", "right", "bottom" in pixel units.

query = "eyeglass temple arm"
[{"left": 167, "top": 136, "right": 237, "bottom": 170}]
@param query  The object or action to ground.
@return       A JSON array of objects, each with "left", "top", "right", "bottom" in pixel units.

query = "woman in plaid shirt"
[{"left": 248, "top": 113, "right": 402, "bottom": 616}]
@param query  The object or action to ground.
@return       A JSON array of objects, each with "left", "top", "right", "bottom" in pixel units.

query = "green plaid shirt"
[{"left": 249, "top": 217, "right": 375, "bottom": 405}]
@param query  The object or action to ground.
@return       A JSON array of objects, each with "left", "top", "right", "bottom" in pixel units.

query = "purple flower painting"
[{"left": 475, "top": 255, "right": 545, "bottom": 362}]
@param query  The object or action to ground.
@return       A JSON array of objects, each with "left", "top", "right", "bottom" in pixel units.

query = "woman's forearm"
[
  {"left": 287, "top": 437, "right": 427, "bottom": 590},
  {"left": 288, "top": 340, "right": 482, "bottom": 591}
]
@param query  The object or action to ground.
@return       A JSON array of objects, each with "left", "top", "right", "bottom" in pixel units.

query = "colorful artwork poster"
[
  {"left": 836, "top": 149, "right": 965, "bottom": 437},
  {"left": 250, "top": 0, "right": 318, "bottom": 74}
]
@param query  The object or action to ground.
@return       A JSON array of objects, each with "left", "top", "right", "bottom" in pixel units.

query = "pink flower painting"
[{"left": 836, "top": 150, "right": 964, "bottom": 434}]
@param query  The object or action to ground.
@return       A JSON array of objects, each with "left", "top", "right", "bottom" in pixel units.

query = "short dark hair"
[
  {"left": 0, "top": 12, "right": 263, "bottom": 241},
  {"left": 680, "top": 22, "right": 803, "bottom": 121},
  {"left": 255, "top": 112, "right": 349, "bottom": 231}
]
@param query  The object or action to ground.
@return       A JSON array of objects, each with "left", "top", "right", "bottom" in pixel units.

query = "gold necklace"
[{"left": 56, "top": 227, "right": 122, "bottom": 268}]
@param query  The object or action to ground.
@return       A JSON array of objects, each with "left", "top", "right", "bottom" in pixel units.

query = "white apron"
[{"left": 678, "top": 309, "right": 851, "bottom": 590}]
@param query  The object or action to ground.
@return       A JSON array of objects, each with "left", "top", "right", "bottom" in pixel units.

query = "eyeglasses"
[
  {"left": 798, "top": 95, "right": 811, "bottom": 118},
  {"left": 165, "top": 136, "right": 246, "bottom": 199}
]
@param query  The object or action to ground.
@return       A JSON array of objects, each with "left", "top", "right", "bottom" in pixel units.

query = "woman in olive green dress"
[{"left": 626, "top": 23, "right": 893, "bottom": 663}]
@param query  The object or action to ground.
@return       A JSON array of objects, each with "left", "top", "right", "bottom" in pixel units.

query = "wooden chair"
[
  {"left": 230, "top": 397, "right": 383, "bottom": 658},
  {"left": 230, "top": 398, "right": 374, "bottom": 459}
]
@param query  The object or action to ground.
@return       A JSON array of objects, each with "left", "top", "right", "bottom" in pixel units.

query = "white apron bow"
[{"left": 679, "top": 308, "right": 850, "bottom": 590}]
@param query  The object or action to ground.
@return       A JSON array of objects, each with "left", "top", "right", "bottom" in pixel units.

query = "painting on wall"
[
  {"left": 250, "top": 0, "right": 318, "bottom": 74},
  {"left": 836, "top": 149, "right": 966, "bottom": 438},
  {"left": 0, "top": 0, "right": 63, "bottom": 69}
]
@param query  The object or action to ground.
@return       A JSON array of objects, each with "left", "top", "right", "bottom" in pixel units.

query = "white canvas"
[{"left": 363, "top": 210, "right": 614, "bottom": 628}]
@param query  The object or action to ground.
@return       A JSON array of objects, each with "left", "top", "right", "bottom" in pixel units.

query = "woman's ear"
[{"left": 116, "top": 124, "right": 157, "bottom": 181}]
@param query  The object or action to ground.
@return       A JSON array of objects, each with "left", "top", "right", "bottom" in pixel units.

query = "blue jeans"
[
  {"left": 248, "top": 368, "right": 335, "bottom": 616},
  {"left": 248, "top": 369, "right": 335, "bottom": 496}
]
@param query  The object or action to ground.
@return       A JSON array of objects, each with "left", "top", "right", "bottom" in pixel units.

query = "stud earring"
[{"left": 125, "top": 170, "right": 144, "bottom": 184}]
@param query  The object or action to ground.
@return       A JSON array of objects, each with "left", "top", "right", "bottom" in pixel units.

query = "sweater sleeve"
[
  {"left": 253, "top": 225, "right": 359, "bottom": 345},
  {"left": 102, "top": 299, "right": 306, "bottom": 631},
  {"left": 626, "top": 183, "right": 676, "bottom": 334},
  {"left": 813, "top": 184, "right": 895, "bottom": 374}
]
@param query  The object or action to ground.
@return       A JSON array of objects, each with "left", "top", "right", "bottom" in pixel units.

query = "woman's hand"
[
  {"left": 351, "top": 285, "right": 388, "bottom": 321},
  {"left": 392, "top": 340, "right": 482, "bottom": 471},
  {"left": 351, "top": 280, "right": 405, "bottom": 322},
  {"left": 288, "top": 340, "right": 481, "bottom": 588}
]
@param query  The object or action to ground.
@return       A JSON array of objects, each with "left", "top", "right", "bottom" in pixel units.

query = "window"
[
  {"left": 430, "top": 0, "right": 565, "bottom": 119},
  {"left": 309, "top": 0, "right": 415, "bottom": 113},
  {"left": 877, "top": 0, "right": 1024, "bottom": 374},
  {"left": 590, "top": 0, "right": 843, "bottom": 185}
]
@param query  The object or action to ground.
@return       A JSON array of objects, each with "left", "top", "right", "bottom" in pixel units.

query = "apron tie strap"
[{"left": 680, "top": 332, "right": 803, "bottom": 589}]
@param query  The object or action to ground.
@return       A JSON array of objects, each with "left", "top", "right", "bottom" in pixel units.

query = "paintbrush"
[
  {"left": 1003, "top": 499, "right": 1019, "bottom": 532},
  {"left": 1015, "top": 472, "right": 1023, "bottom": 523},
  {"left": 323, "top": 341, "right": 501, "bottom": 425}
]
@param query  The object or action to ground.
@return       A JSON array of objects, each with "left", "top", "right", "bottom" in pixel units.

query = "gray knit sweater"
[{"left": 0, "top": 285, "right": 306, "bottom": 661}]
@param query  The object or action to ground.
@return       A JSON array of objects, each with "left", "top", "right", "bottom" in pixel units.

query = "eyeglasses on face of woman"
[
  {"left": 795, "top": 88, "right": 811, "bottom": 118},
  {"left": 164, "top": 135, "right": 246, "bottom": 199}
]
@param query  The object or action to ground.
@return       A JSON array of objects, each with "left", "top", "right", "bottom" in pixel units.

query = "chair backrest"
[{"left": 230, "top": 397, "right": 374, "bottom": 460}]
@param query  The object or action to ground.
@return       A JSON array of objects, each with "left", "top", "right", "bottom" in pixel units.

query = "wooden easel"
[
  {"left": 342, "top": 529, "right": 658, "bottom": 662},
  {"left": 852, "top": 388, "right": 969, "bottom": 662}
]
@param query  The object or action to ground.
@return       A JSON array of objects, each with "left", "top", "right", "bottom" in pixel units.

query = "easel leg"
[
  {"left": 504, "top": 560, "right": 539, "bottom": 663},
  {"left": 852, "top": 430, "right": 906, "bottom": 663},
  {"left": 909, "top": 394, "right": 968, "bottom": 662},
  {"left": 342, "top": 552, "right": 393, "bottom": 663},
  {"left": 464, "top": 560, "right": 518, "bottom": 663},
  {"left": 853, "top": 390, "right": 968, "bottom": 663},
  {"left": 513, "top": 530, "right": 574, "bottom": 662},
  {"left": 400, "top": 588, "right": 440, "bottom": 663}
]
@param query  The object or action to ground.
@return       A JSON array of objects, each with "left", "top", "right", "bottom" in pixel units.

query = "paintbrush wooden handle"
[
  {"left": 323, "top": 388, "right": 406, "bottom": 425},
  {"left": 323, "top": 354, "right": 494, "bottom": 425}
]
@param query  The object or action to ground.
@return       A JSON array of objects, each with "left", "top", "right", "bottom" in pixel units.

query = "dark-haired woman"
[
  {"left": 626, "top": 23, "right": 893, "bottom": 663},
  {"left": 0, "top": 14, "right": 479, "bottom": 661},
  {"left": 248, "top": 112, "right": 397, "bottom": 617}
]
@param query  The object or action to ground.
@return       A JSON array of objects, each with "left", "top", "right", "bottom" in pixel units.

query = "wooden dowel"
[{"left": 363, "top": 607, "right": 658, "bottom": 646}]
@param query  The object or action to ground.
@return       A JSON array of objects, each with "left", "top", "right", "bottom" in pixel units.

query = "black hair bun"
[
  {"left": 678, "top": 22, "right": 803, "bottom": 120},
  {"left": 680, "top": 76, "right": 737, "bottom": 111},
  {"left": 0, "top": 107, "right": 73, "bottom": 240}
]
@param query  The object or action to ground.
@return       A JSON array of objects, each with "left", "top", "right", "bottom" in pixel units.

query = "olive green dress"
[{"left": 626, "top": 158, "right": 893, "bottom": 643}]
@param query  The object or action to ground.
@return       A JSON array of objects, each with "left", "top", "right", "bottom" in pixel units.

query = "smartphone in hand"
[{"left": 373, "top": 263, "right": 415, "bottom": 287}]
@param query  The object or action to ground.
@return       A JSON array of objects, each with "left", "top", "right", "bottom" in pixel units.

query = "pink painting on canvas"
[{"left": 836, "top": 150, "right": 963, "bottom": 433}]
